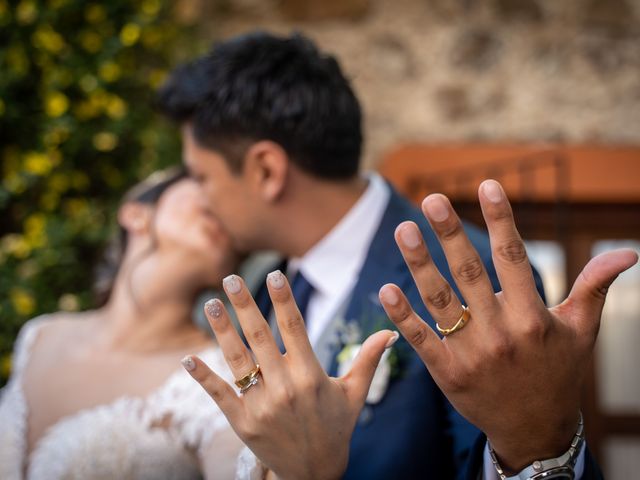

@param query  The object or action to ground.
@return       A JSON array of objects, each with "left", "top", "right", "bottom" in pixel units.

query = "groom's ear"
[{"left": 244, "top": 140, "right": 289, "bottom": 203}]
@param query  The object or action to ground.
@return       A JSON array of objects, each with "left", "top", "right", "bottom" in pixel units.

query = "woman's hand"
[
  {"left": 183, "top": 271, "right": 397, "bottom": 480},
  {"left": 379, "top": 179, "right": 638, "bottom": 473}
]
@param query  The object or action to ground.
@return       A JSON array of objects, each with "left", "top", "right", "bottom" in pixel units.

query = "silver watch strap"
[{"left": 488, "top": 412, "right": 584, "bottom": 480}]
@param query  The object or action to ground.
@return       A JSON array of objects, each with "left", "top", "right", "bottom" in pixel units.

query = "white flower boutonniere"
[{"left": 337, "top": 343, "right": 392, "bottom": 405}]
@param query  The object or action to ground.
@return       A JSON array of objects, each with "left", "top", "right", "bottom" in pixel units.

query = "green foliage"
[{"left": 0, "top": 0, "right": 196, "bottom": 385}]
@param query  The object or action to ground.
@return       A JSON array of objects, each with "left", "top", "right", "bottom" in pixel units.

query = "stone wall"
[{"left": 180, "top": 0, "right": 640, "bottom": 168}]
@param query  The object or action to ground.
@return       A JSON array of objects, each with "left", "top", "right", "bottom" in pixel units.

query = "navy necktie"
[{"left": 255, "top": 266, "right": 314, "bottom": 352}]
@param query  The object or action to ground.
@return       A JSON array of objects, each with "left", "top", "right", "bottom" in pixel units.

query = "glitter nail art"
[
  {"left": 181, "top": 356, "right": 196, "bottom": 372},
  {"left": 205, "top": 298, "right": 222, "bottom": 318},
  {"left": 267, "top": 270, "right": 285, "bottom": 289}
]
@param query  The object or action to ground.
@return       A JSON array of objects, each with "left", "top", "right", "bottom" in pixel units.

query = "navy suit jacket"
[{"left": 328, "top": 185, "right": 601, "bottom": 479}]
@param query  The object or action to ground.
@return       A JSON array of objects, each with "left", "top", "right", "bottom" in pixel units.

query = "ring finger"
[
  {"left": 394, "top": 221, "right": 465, "bottom": 331},
  {"left": 203, "top": 297, "right": 261, "bottom": 386}
]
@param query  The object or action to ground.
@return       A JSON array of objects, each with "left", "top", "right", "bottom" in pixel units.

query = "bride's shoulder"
[{"left": 13, "top": 311, "right": 94, "bottom": 363}]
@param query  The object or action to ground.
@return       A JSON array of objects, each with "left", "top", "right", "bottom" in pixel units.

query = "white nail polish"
[
  {"left": 223, "top": 274, "right": 242, "bottom": 295},
  {"left": 181, "top": 355, "right": 196, "bottom": 372},
  {"left": 267, "top": 270, "right": 285, "bottom": 289},
  {"left": 385, "top": 331, "right": 400, "bottom": 349},
  {"left": 205, "top": 299, "right": 222, "bottom": 318}
]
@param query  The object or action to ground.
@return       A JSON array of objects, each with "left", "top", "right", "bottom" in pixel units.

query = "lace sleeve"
[{"left": 146, "top": 347, "right": 236, "bottom": 453}]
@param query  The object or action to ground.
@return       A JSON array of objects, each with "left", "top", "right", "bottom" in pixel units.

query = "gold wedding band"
[
  {"left": 234, "top": 364, "right": 261, "bottom": 394},
  {"left": 436, "top": 305, "right": 470, "bottom": 337}
]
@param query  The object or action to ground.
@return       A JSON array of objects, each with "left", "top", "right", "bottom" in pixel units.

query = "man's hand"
[
  {"left": 379, "top": 179, "right": 638, "bottom": 473},
  {"left": 183, "top": 271, "right": 397, "bottom": 480}
]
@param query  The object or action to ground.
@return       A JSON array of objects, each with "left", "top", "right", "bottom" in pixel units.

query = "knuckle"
[
  {"left": 497, "top": 240, "right": 528, "bottom": 265},
  {"left": 393, "top": 304, "right": 414, "bottom": 325},
  {"left": 487, "top": 336, "right": 516, "bottom": 361},
  {"left": 225, "top": 351, "right": 249, "bottom": 370},
  {"left": 233, "top": 290, "right": 253, "bottom": 309},
  {"left": 280, "top": 313, "right": 306, "bottom": 337},
  {"left": 447, "top": 369, "right": 471, "bottom": 393},
  {"left": 272, "top": 386, "right": 296, "bottom": 409},
  {"left": 408, "top": 324, "right": 429, "bottom": 347},
  {"left": 298, "top": 374, "right": 322, "bottom": 397},
  {"left": 426, "top": 286, "right": 454, "bottom": 310},
  {"left": 455, "top": 257, "right": 484, "bottom": 284},
  {"left": 247, "top": 326, "right": 271, "bottom": 347},
  {"left": 439, "top": 220, "right": 462, "bottom": 241},
  {"left": 407, "top": 252, "right": 430, "bottom": 270},
  {"left": 520, "top": 319, "right": 548, "bottom": 342}
]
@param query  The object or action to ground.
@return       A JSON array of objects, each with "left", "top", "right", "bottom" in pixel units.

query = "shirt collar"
[{"left": 288, "top": 172, "right": 391, "bottom": 298}]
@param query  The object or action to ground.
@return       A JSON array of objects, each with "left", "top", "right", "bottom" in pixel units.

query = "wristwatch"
[{"left": 488, "top": 413, "right": 584, "bottom": 480}]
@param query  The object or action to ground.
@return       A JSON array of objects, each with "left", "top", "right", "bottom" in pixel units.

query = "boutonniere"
[{"left": 333, "top": 294, "right": 406, "bottom": 405}]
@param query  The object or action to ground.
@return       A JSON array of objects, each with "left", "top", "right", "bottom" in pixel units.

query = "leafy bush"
[{"left": 0, "top": 0, "right": 196, "bottom": 385}]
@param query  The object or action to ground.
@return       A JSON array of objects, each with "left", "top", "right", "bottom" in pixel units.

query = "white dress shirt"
[{"left": 286, "top": 171, "right": 390, "bottom": 347}]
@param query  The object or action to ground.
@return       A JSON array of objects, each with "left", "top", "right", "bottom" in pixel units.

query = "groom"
[{"left": 158, "top": 31, "right": 599, "bottom": 479}]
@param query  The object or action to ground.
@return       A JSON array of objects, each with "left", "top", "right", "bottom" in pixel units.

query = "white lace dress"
[{"left": 0, "top": 317, "right": 240, "bottom": 480}]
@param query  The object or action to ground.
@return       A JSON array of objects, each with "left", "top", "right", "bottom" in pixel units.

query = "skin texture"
[{"left": 185, "top": 179, "right": 638, "bottom": 479}]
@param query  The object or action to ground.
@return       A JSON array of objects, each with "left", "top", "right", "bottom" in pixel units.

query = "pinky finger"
[
  {"left": 182, "top": 354, "right": 243, "bottom": 423},
  {"left": 378, "top": 284, "right": 447, "bottom": 371}
]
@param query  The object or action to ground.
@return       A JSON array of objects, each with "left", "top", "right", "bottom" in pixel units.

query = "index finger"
[{"left": 265, "top": 270, "right": 325, "bottom": 373}]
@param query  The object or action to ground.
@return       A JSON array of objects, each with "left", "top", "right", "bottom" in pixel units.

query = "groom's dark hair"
[{"left": 157, "top": 31, "right": 362, "bottom": 179}]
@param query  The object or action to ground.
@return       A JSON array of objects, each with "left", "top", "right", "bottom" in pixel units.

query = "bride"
[{"left": 0, "top": 167, "right": 244, "bottom": 479}]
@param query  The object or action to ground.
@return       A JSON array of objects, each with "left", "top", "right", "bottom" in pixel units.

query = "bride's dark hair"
[{"left": 93, "top": 166, "right": 188, "bottom": 307}]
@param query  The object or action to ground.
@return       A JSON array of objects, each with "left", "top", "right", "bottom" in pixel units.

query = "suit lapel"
[{"left": 327, "top": 187, "right": 416, "bottom": 375}]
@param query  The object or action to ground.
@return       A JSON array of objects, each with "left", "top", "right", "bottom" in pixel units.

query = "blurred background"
[{"left": 1, "top": 0, "right": 639, "bottom": 477}]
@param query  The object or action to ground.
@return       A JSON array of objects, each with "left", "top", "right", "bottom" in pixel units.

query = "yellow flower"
[
  {"left": 141, "top": 0, "right": 161, "bottom": 17},
  {"left": 142, "top": 27, "right": 163, "bottom": 49},
  {"left": 6, "top": 46, "right": 29, "bottom": 76},
  {"left": 120, "top": 23, "right": 141, "bottom": 46},
  {"left": 148, "top": 69, "right": 167, "bottom": 89},
  {"left": 48, "top": 172, "right": 70, "bottom": 192},
  {"left": 79, "top": 74, "right": 98, "bottom": 93},
  {"left": 74, "top": 101, "right": 100, "bottom": 120},
  {"left": 79, "top": 31, "right": 102, "bottom": 53},
  {"left": 10, "top": 288, "right": 36, "bottom": 316},
  {"left": 23, "top": 151, "right": 52, "bottom": 176},
  {"left": 0, "top": 354, "right": 12, "bottom": 381},
  {"left": 16, "top": 0, "right": 37, "bottom": 25},
  {"left": 48, "top": 0, "right": 69, "bottom": 8},
  {"left": 98, "top": 62, "right": 121, "bottom": 83},
  {"left": 93, "top": 132, "right": 118, "bottom": 151},
  {"left": 105, "top": 95, "right": 127, "bottom": 119},
  {"left": 44, "top": 91, "right": 69, "bottom": 118},
  {"left": 85, "top": 4, "right": 106, "bottom": 23},
  {"left": 3, "top": 173, "right": 27, "bottom": 195},
  {"left": 24, "top": 213, "right": 47, "bottom": 249},
  {"left": 64, "top": 198, "right": 89, "bottom": 219},
  {"left": 1, "top": 234, "right": 29, "bottom": 258},
  {"left": 32, "top": 25, "right": 66, "bottom": 54},
  {"left": 58, "top": 293, "right": 80, "bottom": 312}
]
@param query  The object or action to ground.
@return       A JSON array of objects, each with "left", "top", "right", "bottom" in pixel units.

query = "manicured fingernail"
[
  {"left": 223, "top": 274, "right": 242, "bottom": 295},
  {"left": 181, "top": 355, "right": 196, "bottom": 372},
  {"left": 379, "top": 285, "right": 399, "bottom": 306},
  {"left": 482, "top": 180, "right": 503, "bottom": 203},
  {"left": 385, "top": 331, "right": 400, "bottom": 349},
  {"left": 267, "top": 270, "right": 285, "bottom": 289},
  {"left": 424, "top": 195, "right": 449, "bottom": 222},
  {"left": 399, "top": 224, "right": 421, "bottom": 249},
  {"left": 205, "top": 298, "right": 223, "bottom": 318}
]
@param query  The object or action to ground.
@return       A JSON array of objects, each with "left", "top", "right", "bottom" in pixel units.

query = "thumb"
[
  {"left": 340, "top": 330, "right": 399, "bottom": 407},
  {"left": 561, "top": 249, "right": 638, "bottom": 332}
]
